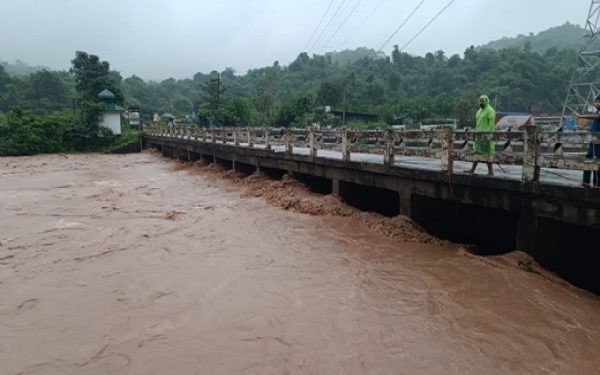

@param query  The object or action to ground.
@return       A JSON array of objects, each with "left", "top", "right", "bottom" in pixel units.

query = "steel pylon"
[{"left": 562, "top": 0, "right": 600, "bottom": 121}]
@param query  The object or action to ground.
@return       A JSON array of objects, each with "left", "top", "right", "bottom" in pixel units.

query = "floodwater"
[{"left": 1, "top": 152, "right": 599, "bottom": 375}]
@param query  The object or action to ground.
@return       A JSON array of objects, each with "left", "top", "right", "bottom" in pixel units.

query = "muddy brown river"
[{"left": 1, "top": 152, "right": 599, "bottom": 375}]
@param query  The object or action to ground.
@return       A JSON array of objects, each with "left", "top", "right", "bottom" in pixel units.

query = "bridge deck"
[{"left": 236, "top": 142, "right": 583, "bottom": 188}]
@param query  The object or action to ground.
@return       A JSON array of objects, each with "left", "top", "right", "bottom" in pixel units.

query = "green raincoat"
[{"left": 473, "top": 95, "right": 496, "bottom": 156}]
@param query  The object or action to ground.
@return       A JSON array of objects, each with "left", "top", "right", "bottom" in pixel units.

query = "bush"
[
  {"left": 0, "top": 108, "right": 79, "bottom": 155},
  {"left": 0, "top": 106, "right": 138, "bottom": 156}
]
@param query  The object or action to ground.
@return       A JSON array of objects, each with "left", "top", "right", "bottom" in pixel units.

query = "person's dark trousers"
[{"left": 583, "top": 142, "right": 600, "bottom": 186}]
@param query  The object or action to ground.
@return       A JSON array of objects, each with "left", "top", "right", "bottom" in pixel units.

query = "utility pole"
[
  {"left": 342, "top": 89, "right": 346, "bottom": 127},
  {"left": 561, "top": 0, "right": 600, "bottom": 123},
  {"left": 216, "top": 72, "right": 221, "bottom": 112}
]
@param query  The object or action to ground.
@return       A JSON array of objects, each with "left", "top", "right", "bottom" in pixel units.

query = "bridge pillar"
[
  {"left": 399, "top": 189, "right": 412, "bottom": 217},
  {"left": 516, "top": 206, "right": 538, "bottom": 254},
  {"left": 332, "top": 179, "right": 340, "bottom": 196}
]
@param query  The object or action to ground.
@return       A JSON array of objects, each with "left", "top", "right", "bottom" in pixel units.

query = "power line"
[
  {"left": 304, "top": 0, "right": 336, "bottom": 50},
  {"left": 377, "top": 0, "right": 426, "bottom": 52},
  {"left": 398, "top": 0, "right": 455, "bottom": 53},
  {"left": 349, "top": 0, "right": 452, "bottom": 80},
  {"left": 338, "top": 0, "right": 387, "bottom": 47},
  {"left": 310, "top": 0, "right": 349, "bottom": 51},
  {"left": 318, "top": 0, "right": 364, "bottom": 53}
]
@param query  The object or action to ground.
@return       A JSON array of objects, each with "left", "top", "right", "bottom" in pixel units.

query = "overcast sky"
[{"left": 0, "top": 0, "right": 591, "bottom": 80}]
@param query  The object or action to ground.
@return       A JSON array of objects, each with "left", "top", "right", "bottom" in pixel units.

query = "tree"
[
  {"left": 275, "top": 92, "right": 314, "bottom": 127},
  {"left": 70, "top": 51, "right": 123, "bottom": 103},
  {"left": 0, "top": 65, "right": 11, "bottom": 92},
  {"left": 220, "top": 97, "right": 253, "bottom": 126},
  {"left": 0, "top": 107, "right": 78, "bottom": 155},
  {"left": 455, "top": 100, "right": 474, "bottom": 128},
  {"left": 254, "top": 89, "right": 274, "bottom": 126},
  {"left": 316, "top": 80, "right": 343, "bottom": 107},
  {"left": 0, "top": 65, "right": 15, "bottom": 111},
  {"left": 26, "top": 70, "right": 68, "bottom": 113},
  {"left": 289, "top": 52, "right": 310, "bottom": 72}
]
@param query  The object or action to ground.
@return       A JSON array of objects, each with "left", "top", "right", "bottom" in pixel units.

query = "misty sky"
[{"left": 0, "top": 0, "right": 591, "bottom": 80}]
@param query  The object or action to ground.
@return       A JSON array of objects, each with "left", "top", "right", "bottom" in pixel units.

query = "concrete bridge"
[{"left": 144, "top": 126, "right": 600, "bottom": 293}]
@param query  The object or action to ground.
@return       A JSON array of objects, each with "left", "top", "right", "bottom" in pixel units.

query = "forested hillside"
[
  {"left": 478, "top": 22, "right": 583, "bottom": 53},
  {"left": 0, "top": 59, "right": 49, "bottom": 76},
  {"left": 0, "top": 23, "right": 582, "bottom": 155}
]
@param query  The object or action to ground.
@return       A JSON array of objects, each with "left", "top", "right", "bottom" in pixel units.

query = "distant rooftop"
[
  {"left": 98, "top": 89, "right": 116, "bottom": 99},
  {"left": 104, "top": 102, "right": 124, "bottom": 112}
]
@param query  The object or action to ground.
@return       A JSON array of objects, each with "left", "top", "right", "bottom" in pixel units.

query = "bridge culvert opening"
[
  {"left": 534, "top": 218, "right": 600, "bottom": 295},
  {"left": 180, "top": 150, "right": 190, "bottom": 161},
  {"left": 292, "top": 173, "right": 332, "bottom": 195},
  {"left": 411, "top": 195, "right": 517, "bottom": 255},
  {"left": 235, "top": 162, "right": 257, "bottom": 176},
  {"left": 215, "top": 157, "right": 233, "bottom": 169},
  {"left": 338, "top": 181, "right": 400, "bottom": 217},
  {"left": 260, "top": 167, "right": 287, "bottom": 180},
  {"left": 188, "top": 151, "right": 200, "bottom": 162}
]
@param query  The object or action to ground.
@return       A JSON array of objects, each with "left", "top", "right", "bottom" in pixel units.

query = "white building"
[{"left": 98, "top": 89, "right": 124, "bottom": 135}]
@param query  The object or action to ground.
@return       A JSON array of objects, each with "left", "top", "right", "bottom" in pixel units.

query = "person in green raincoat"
[{"left": 465, "top": 95, "right": 496, "bottom": 176}]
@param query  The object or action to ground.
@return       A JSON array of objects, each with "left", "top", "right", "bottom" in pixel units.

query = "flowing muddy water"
[{"left": 1, "top": 152, "right": 599, "bottom": 375}]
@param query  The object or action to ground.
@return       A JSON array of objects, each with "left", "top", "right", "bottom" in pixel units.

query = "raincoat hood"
[{"left": 479, "top": 95, "right": 490, "bottom": 107}]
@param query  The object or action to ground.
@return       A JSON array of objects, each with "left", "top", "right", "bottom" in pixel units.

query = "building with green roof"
[{"left": 97, "top": 89, "right": 123, "bottom": 135}]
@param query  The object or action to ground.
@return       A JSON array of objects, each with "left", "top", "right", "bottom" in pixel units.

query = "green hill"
[
  {"left": 0, "top": 59, "right": 48, "bottom": 76},
  {"left": 324, "top": 47, "right": 384, "bottom": 65},
  {"left": 478, "top": 22, "right": 583, "bottom": 53}
]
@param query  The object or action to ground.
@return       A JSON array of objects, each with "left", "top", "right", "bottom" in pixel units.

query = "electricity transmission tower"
[{"left": 562, "top": 0, "right": 600, "bottom": 121}]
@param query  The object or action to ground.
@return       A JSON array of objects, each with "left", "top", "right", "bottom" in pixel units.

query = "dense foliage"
[
  {"left": 0, "top": 52, "right": 138, "bottom": 156},
  {"left": 0, "top": 24, "right": 583, "bottom": 155}
]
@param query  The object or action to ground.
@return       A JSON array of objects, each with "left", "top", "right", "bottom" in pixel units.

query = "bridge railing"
[{"left": 143, "top": 126, "right": 600, "bottom": 183}]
